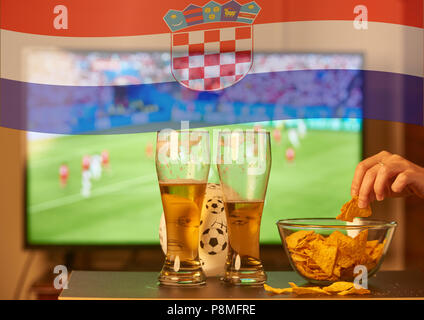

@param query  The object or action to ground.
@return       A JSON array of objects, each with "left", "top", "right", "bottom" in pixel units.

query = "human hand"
[{"left": 351, "top": 151, "right": 424, "bottom": 208}]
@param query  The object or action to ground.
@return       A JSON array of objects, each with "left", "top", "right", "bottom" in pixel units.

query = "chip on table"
[{"left": 264, "top": 281, "right": 370, "bottom": 296}]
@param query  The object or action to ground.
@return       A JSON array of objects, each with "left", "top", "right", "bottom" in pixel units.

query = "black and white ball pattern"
[
  {"left": 159, "top": 183, "right": 228, "bottom": 277},
  {"left": 200, "top": 227, "right": 227, "bottom": 255},
  {"left": 205, "top": 198, "right": 225, "bottom": 215}
]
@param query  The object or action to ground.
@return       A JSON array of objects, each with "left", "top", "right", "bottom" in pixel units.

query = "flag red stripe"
[{"left": 0, "top": 0, "right": 422, "bottom": 37}]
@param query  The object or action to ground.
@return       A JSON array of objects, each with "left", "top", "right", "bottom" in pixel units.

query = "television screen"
[{"left": 25, "top": 52, "right": 363, "bottom": 246}]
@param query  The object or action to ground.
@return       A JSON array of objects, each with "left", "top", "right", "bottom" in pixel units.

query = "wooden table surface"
[{"left": 59, "top": 270, "right": 424, "bottom": 300}]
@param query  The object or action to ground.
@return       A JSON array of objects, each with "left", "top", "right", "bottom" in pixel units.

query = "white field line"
[
  {"left": 29, "top": 137, "right": 149, "bottom": 168},
  {"left": 29, "top": 174, "right": 157, "bottom": 214}
]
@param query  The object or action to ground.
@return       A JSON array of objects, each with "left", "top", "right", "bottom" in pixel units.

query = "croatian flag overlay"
[
  {"left": 1, "top": 0, "right": 421, "bottom": 247},
  {"left": 0, "top": 0, "right": 423, "bottom": 134}
]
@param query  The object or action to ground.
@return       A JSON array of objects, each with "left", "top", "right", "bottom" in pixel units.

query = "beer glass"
[
  {"left": 217, "top": 130, "right": 271, "bottom": 285},
  {"left": 156, "top": 130, "right": 210, "bottom": 286}
]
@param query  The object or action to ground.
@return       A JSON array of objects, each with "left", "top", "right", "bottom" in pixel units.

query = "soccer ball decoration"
[
  {"left": 158, "top": 183, "right": 228, "bottom": 277},
  {"left": 200, "top": 227, "right": 227, "bottom": 255}
]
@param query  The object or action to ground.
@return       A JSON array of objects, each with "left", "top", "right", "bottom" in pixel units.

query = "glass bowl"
[{"left": 276, "top": 218, "right": 397, "bottom": 285}]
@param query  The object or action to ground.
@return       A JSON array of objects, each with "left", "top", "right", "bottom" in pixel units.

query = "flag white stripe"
[{"left": 1, "top": 20, "right": 422, "bottom": 85}]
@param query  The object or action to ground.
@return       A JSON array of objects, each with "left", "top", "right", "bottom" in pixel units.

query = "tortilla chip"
[
  {"left": 353, "top": 229, "right": 368, "bottom": 258},
  {"left": 337, "top": 196, "right": 372, "bottom": 222},
  {"left": 295, "top": 262, "right": 319, "bottom": 279},
  {"left": 310, "top": 240, "right": 337, "bottom": 276},
  {"left": 370, "top": 242, "right": 385, "bottom": 261},
  {"left": 286, "top": 230, "right": 314, "bottom": 250},
  {"left": 332, "top": 232, "right": 357, "bottom": 269},
  {"left": 323, "top": 281, "right": 354, "bottom": 293},
  {"left": 295, "top": 262, "right": 331, "bottom": 281},
  {"left": 288, "top": 282, "right": 331, "bottom": 295},
  {"left": 292, "top": 287, "right": 331, "bottom": 295},
  {"left": 365, "top": 240, "right": 379, "bottom": 257},
  {"left": 355, "top": 230, "right": 368, "bottom": 246},
  {"left": 263, "top": 284, "right": 292, "bottom": 295},
  {"left": 337, "top": 285, "right": 371, "bottom": 295},
  {"left": 333, "top": 265, "right": 341, "bottom": 278},
  {"left": 291, "top": 253, "right": 308, "bottom": 262},
  {"left": 325, "top": 233, "right": 339, "bottom": 247},
  {"left": 336, "top": 202, "right": 349, "bottom": 221},
  {"left": 366, "top": 240, "right": 379, "bottom": 250}
]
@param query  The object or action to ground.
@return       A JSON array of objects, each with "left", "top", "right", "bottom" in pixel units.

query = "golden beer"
[
  {"left": 224, "top": 201, "right": 265, "bottom": 277},
  {"left": 156, "top": 130, "right": 210, "bottom": 286},
  {"left": 159, "top": 180, "right": 207, "bottom": 283},
  {"left": 217, "top": 130, "right": 271, "bottom": 285}
]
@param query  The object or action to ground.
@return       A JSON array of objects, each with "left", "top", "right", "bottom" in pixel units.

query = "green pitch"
[{"left": 27, "top": 124, "right": 360, "bottom": 245}]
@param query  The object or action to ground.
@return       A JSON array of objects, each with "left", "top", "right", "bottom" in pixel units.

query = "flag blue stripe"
[{"left": 0, "top": 70, "right": 422, "bottom": 134}]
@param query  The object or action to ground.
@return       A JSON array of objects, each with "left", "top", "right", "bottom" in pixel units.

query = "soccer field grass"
[{"left": 27, "top": 125, "right": 360, "bottom": 245}]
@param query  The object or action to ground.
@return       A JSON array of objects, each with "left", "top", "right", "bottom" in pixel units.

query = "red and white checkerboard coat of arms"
[{"left": 164, "top": 1, "right": 261, "bottom": 91}]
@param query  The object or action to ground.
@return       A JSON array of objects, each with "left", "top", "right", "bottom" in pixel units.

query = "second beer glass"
[{"left": 217, "top": 130, "right": 271, "bottom": 285}]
